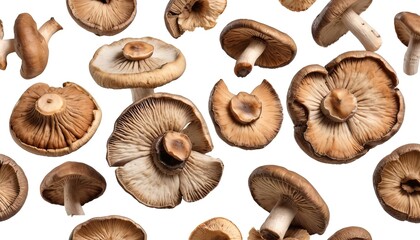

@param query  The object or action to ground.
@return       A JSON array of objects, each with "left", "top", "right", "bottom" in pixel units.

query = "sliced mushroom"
[
  {"left": 328, "top": 226, "right": 372, "bottom": 240},
  {"left": 220, "top": 19, "right": 297, "bottom": 77},
  {"left": 189, "top": 217, "right": 242, "bottom": 240},
  {"left": 287, "top": 51, "right": 404, "bottom": 163},
  {"left": 0, "top": 20, "right": 15, "bottom": 70},
  {"left": 89, "top": 37, "right": 186, "bottom": 101},
  {"left": 164, "top": 0, "right": 227, "bottom": 38},
  {"left": 248, "top": 227, "right": 310, "bottom": 240},
  {"left": 107, "top": 92, "right": 223, "bottom": 208},
  {"left": 0, "top": 154, "right": 28, "bottom": 221},
  {"left": 209, "top": 79, "right": 283, "bottom": 149},
  {"left": 70, "top": 215, "right": 146, "bottom": 239},
  {"left": 66, "top": 0, "right": 137, "bottom": 36},
  {"left": 40, "top": 161, "right": 106, "bottom": 216},
  {"left": 10, "top": 82, "right": 102, "bottom": 156},
  {"left": 279, "top": 0, "right": 317, "bottom": 12},
  {"left": 312, "top": 0, "right": 381, "bottom": 51},
  {"left": 249, "top": 165, "right": 330, "bottom": 240},
  {"left": 373, "top": 143, "right": 420, "bottom": 222}
]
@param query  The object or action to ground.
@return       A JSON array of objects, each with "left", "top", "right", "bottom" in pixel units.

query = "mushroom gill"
[{"left": 0, "top": 164, "right": 19, "bottom": 213}]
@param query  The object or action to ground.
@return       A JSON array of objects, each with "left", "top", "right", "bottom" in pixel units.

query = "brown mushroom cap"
[
  {"left": 10, "top": 82, "right": 102, "bottom": 157},
  {"left": 189, "top": 217, "right": 242, "bottom": 240},
  {"left": 209, "top": 79, "right": 283, "bottom": 149},
  {"left": 287, "top": 51, "right": 404, "bottom": 163},
  {"left": 66, "top": 0, "right": 137, "bottom": 36},
  {"left": 248, "top": 227, "right": 310, "bottom": 240},
  {"left": 395, "top": 11, "right": 420, "bottom": 46},
  {"left": 373, "top": 143, "right": 420, "bottom": 222},
  {"left": 70, "top": 215, "right": 146, "bottom": 240},
  {"left": 0, "top": 154, "right": 28, "bottom": 221},
  {"left": 279, "top": 0, "right": 317, "bottom": 12},
  {"left": 164, "top": 0, "right": 227, "bottom": 38},
  {"left": 328, "top": 226, "right": 372, "bottom": 240}
]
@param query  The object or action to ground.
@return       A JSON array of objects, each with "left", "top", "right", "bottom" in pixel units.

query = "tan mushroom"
[
  {"left": 0, "top": 154, "right": 28, "bottom": 221},
  {"left": 40, "top": 161, "right": 106, "bottom": 216},
  {"left": 394, "top": 11, "right": 420, "bottom": 75},
  {"left": 0, "top": 20, "right": 15, "bottom": 70},
  {"left": 189, "top": 217, "right": 242, "bottom": 240},
  {"left": 107, "top": 93, "right": 223, "bottom": 208},
  {"left": 328, "top": 226, "right": 372, "bottom": 240},
  {"left": 220, "top": 19, "right": 297, "bottom": 78},
  {"left": 249, "top": 165, "right": 330, "bottom": 240},
  {"left": 165, "top": 0, "right": 226, "bottom": 38},
  {"left": 209, "top": 79, "right": 283, "bottom": 149},
  {"left": 66, "top": 0, "right": 137, "bottom": 36},
  {"left": 9, "top": 82, "right": 102, "bottom": 157},
  {"left": 279, "top": 0, "right": 317, "bottom": 12},
  {"left": 287, "top": 51, "right": 404, "bottom": 163},
  {"left": 248, "top": 227, "right": 310, "bottom": 240},
  {"left": 89, "top": 37, "right": 186, "bottom": 102},
  {"left": 373, "top": 143, "right": 420, "bottom": 222},
  {"left": 312, "top": 0, "right": 381, "bottom": 51},
  {"left": 70, "top": 215, "right": 146, "bottom": 239}
]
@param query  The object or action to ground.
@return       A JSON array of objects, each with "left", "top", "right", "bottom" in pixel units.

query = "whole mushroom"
[
  {"left": 189, "top": 217, "right": 242, "bottom": 240},
  {"left": 328, "top": 226, "right": 372, "bottom": 240}
]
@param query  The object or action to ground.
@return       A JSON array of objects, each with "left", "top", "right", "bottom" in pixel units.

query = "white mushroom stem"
[
  {"left": 403, "top": 35, "right": 420, "bottom": 75},
  {"left": 131, "top": 88, "right": 154, "bottom": 102},
  {"left": 64, "top": 180, "right": 84, "bottom": 216},
  {"left": 260, "top": 199, "right": 297, "bottom": 240},
  {"left": 341, "top": 8, "right": 381, "bottom": 51},
  {"left": 234, "top": 38, "right": 267, "bottom": 77},
  {"left": 38, "top": 17, "right": 63, "bottom": 43},
  {"left": 0, "top": 39, "right": 15, "bottom": 70}
]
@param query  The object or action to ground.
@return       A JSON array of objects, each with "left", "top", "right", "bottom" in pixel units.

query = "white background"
[{"left": 0, "top": 0, "right": 419, "bottom": 239}]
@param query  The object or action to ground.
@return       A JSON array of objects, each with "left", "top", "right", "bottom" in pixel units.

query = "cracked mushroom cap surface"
[
  {"left": 9, "top": 82, "right": 102, "bottom": 156},
  {"left": 66, "top": 0, "right": 137, "bottom": 36},
  {"left": 373, "top": 143, "right": 420, "bottom": 222},
  {"left": 287, "top": 51, "right": 404, "bottom": 164},
  {"left": 209, "top": 79, "right": 283, "bottom": 149},
  {"left": 89, "top": 37, "right": 186, "bottom": 89},
  {"left": 249, "top": 165, "right": 330, "bottom": 236},
  {"left": 164, "top": 0, "right": 227, "bottom": 38},
  {"left": 70, "top": 215, "right": 146, "bottom": 240},
  {"left": 328, "top": 226, "right": 372, "bottom": 240},
  {"left": 280, "top": 0, "right": 317, "bottom": 12},
  {"left": 189, "top": 217, "right": 242, "bottom": 240},
  {"left": 394, "top": 11, "right": 420, "bottom": 46},
  {"left": 107, "top": 92, "right": 223, "bottom": 208},
  {"left": 0, "top": 154, "right": 28, "bottom": 221}
]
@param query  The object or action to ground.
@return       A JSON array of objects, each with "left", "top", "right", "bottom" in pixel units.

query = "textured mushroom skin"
[
  {"left": 280, "top": 0, "right": 317, "bottom": 12},
  {"left": 189, "top": 217, "right": 242, "bottom": 240},
  {"left": 327, "top": 226, "right": 372, "bottom": 240},
  {"left": 394, "top": 11, "right": 420, "bottom": 46}
]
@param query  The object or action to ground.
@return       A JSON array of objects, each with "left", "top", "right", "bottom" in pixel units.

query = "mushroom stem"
[
  {"left": 229, "top": 92, "right": 262, "bottom": 124},
  {"left": 131, "top": 88, "right": 154, "bottom": 102},
  {"left": 321, "top": 88, "right": 357, "bottom": 122},
  {"left": 403, "top": 35, "right": 420, "bottom": 75},
  {"left": 64, "top": 179, "right": 85, "bottom": 216},
  {"left": 234, "top": 37, "right": 267, "bottom": 77},
  {"left": 341, "top": 8, "right": 381, "bottom": 51},
  {"left": 260, "top": 198, "right": 297, "bottom": 240},
  {"left": 123, "top": 41, "right": 154, "bottom": 61},
  {"left": 0, "top": 39, "right": 15, "bottom": 70},
  {"left": 38, "top": 17, "right": 63, "bottom": 43}
]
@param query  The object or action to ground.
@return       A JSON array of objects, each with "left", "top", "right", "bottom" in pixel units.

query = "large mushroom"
[
  {"left": 328, "top": 226, "right": 372, "bottom": 240},
  {"left": 279, "top": 0, "right": 317, "bottom": 12},
  {"left": 0, "top": 154, "right": 28, "bottom": 221},
  {"left": 66, "top": 0, "right": 137, "bottom": 36},
  {"left": 9, "top": 82, "right": 102, "bottom": 156},
  {"left": 189, "top": 217, "right": 242, "bottom": 240},
  {"left": 209, "top": 79, "right": 283, "bottom": 149},
  {"left": 287, "top": 51, "right": 404, "bottom": 164},
  {"left": 89, "top": 37, "right": 186, "bottom": 102},
  {"left": 164, "top": 0, "right": 227, "bottom": 38},
  {"left": 107, "top": 92, "right": 223, "bottom": 208},
  {"left": 373, "top": 143, "right": 420, "bottom": 222},
  {"left": 312, "top": 0, "right": 381, "bottom": 51},
  {"left": 220, "top": 19, "right": 297, "bottom": 78},
  {"left": 249, "top": 165, "right": 330, "bottom": 240}
]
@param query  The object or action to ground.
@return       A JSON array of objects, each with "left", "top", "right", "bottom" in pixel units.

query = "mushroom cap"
[
  {"left": 66, "top": 0, "right": 137, "bottom": 36},
  {"left": 312, "top": 0, "right": 372, "bottom": 47},
  {"left": 40, "top": 161, "right": 106, "bottom": 207},
  {"left": 248, "top": 227, "right": 310, "bottom": 240},
  {"left": 89, "top": 37, "right": 186, "bottom": 89},
  {"left": 189, "top": 217, "right": 242, "bottom": 240},
  {"left": 209, "top": 79, "right": 283, "bottom": 149},
  {"left": 249, "top": 165, "right": 330, "bottom": 235},
  {"left": 394, "top": 11, "right": 420, "bottom": 46},
  {"left": 287, "top": 51, "right": 404, "bottom": 163},
  {"left": 328, "top": 226, "right": 372, "bottom": 240},
  {"left": 9, "top": 82, "right": 102, "bottom": 156},
  {"left": 220, "top": 19, "right": 297, "bottom": 69},
  {"left": 373, "top": 143, "right": 420, "bottom": 222},
  {"left": 280, "top": 0, "right": 317, "bottom": 12},
  {"left": 164, "top": 0, "right": 227, "bottom": 38},
  {"left": 70, "top": 215, "right": 146, "bottom": 240},
  {"left": 0, "top": 154, "right": 28, "bottom": 221}
]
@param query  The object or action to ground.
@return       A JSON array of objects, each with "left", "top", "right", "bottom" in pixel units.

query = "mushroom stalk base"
[
  {"left": 64, "top": 180, "right": 84, "bottom": 216},
  {"left": 260, "top": 199, "right": 297, "bottom": 240},
  {"left": 131, "top": 88, "right": 154, "bottom": 102},
  {"left": 404, "top": 36, "right": 420, "bottom": 75},
  {"left": 0, "top": 39, "right": 15, "bottom": 70},
  {"left": 234, "top": 38, "right": 267, "bottom": 77}
]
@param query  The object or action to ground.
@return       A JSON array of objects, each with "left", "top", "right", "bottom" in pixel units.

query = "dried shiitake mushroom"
[
  {"left": 328, "top": 226, "right": 372, "bottom": 240},
  {"left": 249, "top": 227, "right": 310, "bottom": 240},
  {"left": 279, "top": 0, "right": 317, "bottom": 12},
  {"left": 189, "top": 217, "right": 242, "bottom": 240}
]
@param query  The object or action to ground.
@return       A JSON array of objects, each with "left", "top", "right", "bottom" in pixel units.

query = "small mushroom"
[
  {"left": 0, "top": 20, "right": 15, "bottom": 70},
  {"left": 164, "top": 0, "right": 227, "bottom": 38},
  {"left": 328, "top": 226, "right": 372, "bottom": 240},
  {"left": 107, "top": 93, "right": 223, "bottom": 208},
  {"left": 287, "top": 51, "right": 404, "bottom": 163},
  {"left": 249, "top": 165, "right": 329, "bottom": 240},
  {"left": 220, "top": 19, "right": 297, "bottom": 78},
  {"left": 279, "top": 0, "right": 317, "bottom": 12},
  {"left": 0, "top": 154, "right": 28, "bottom": 221},
  {"left": 248, "top": 227, "right": 310, "bottom": 240},
  {"left": 189, "top": 217, "right": 242, "bottom": 240},
  {"left": 66, "top": 0, "right": 137, "bottom": 36},
  {"left": 89, "top": 37, "right": 186, "bottom": 102},
  {"left": 9, "top": 82, "right": 102, "bottom": 156},
  {"left": 209, "top": 79, "right": 283, "bottom": 149},
  {"left": 70, "top": 215, "right": 146, "bottom": 239},
  {"left": 394, "top": 11, "right": 420, "bottom": 75},
  {"left": 312, "top": 0, "right": 381, "bottom": 51},
  {"left": 373, "top": 143, "right": 420, "bottom": 222},
  {"left": 40, "top": 161, "right": 106, "bottom": 216}
]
